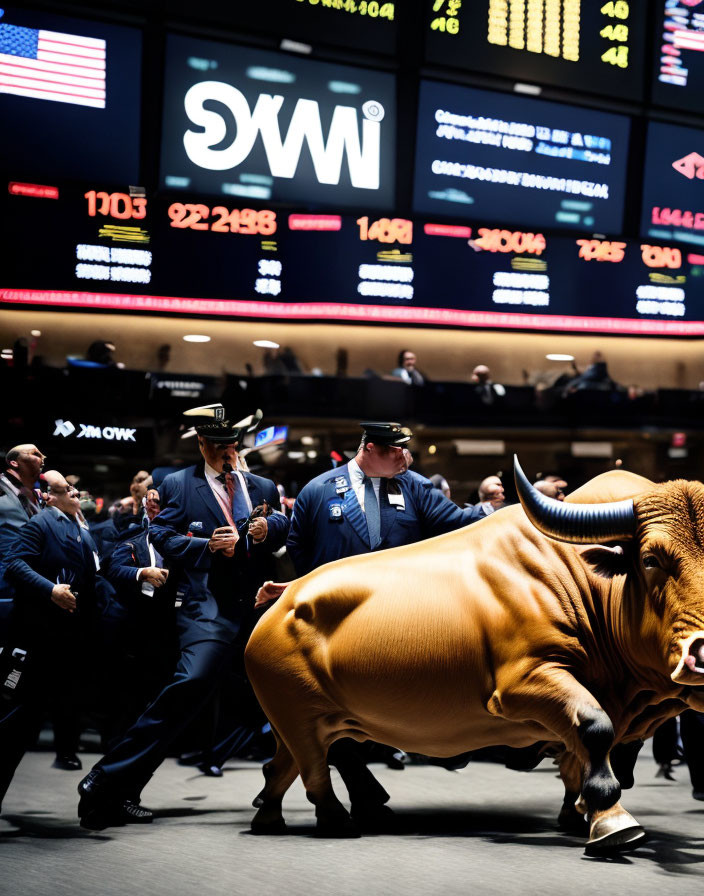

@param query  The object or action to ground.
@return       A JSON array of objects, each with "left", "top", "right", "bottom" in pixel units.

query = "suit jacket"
[
  {"left": 6, "top": 506, "right": 102, "bottom": 641},
  {"left": 287, "top": 464, "right": 481, "bottom": 577},
  {"left": 0, "top": 476, "right": 36, "bottom": 599},
  {"left": 149, "top": 462, "right": 289, "bottom": 643}
]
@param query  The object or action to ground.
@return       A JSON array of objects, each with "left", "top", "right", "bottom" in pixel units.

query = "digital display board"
[
  {"left": 413, "top": 81, "right": 630, "bottom": 234},
  {"left": 3, "top": 183, "right": 704, "bottom": 336},
  {"left": 425, "top": 0, "right": 646, "bottom": 102},
  {"left": 160, "top": 34, "right": 396, "bottom": 210},
  {"left": 0, "top": 7, "right": 142, "bottom": 183},
  {"left": 641, "top": 120, "right": 704, "bottom": 250},
  {"left": 166, "top": 0, "right": 398, "bottom": 56},
  {"left": 651, "top": 0, "right": 704, "bottom": 114}
]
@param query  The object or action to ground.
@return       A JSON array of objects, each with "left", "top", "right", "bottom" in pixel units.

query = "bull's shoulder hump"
[{"left": 567, "top": 470, "right": 653, "bottom": 504}]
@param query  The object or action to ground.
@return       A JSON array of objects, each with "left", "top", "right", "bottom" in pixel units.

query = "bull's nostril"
[{"left": 689, "top": 638, "right": 704, "bottom": 671}]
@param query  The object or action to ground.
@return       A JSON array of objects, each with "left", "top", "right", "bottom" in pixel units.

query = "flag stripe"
[
  {"left": 38, "top": 39, "right": 105, "bottom": 59},
  {"left": 39, "top": 29, "right": 106, "bottom": 50},
  {"left": 38, "top": 49, "right": 105, "bottom": 69},
  {"left": 0, "top": 53, "right": 106, "bottom": 81},
  {"left": 0, "top": 83, "right": 104, "bottom": 107},
  {"left": 0, "top": 59, "right": 104, "bottom": 87},
  {"left": 0, "top": 72, "right": 105, "bottom": 96}
]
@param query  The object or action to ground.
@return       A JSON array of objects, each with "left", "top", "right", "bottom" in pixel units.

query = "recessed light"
[
  {"left": 546, "top": 353, "right": 575, "bottom": 362},
  {"left": 30, "top": 329, "right": 41, "bottom": 337},
  {"left": 183, "top": 334, "right": 211, "bottom": 343},
  {"left": 253, "top": 339, "right": 280, "bottom": 349},
  {"left": 428, "top": 444, "right": 437, "bottom": 455},
  {"left": 301, "top": 435, "right": 314, "bottom": 445}
]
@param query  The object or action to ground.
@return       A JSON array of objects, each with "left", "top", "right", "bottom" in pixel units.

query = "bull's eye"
[{"left": 642, "top": 553, "right": 661, "bottom": 570}]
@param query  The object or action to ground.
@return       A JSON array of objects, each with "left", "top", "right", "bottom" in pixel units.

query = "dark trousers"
[
  {"left": 681, "top": 710, "right": 704, "bottom": 792},
  {"left": 0, "top": 644, "right": 83, "bottom": 808},
  {"left": 96, "top": 637, "right": 234, "bottom": 796}
]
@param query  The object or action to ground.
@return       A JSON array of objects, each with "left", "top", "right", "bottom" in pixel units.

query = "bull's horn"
[{"left": 513, "top": 456, "right": 636, "bottom": 544}]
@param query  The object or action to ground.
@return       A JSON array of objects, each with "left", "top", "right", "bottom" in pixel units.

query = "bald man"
[{"left": 1, "top": 470, "right": 110, "bottom": 817}]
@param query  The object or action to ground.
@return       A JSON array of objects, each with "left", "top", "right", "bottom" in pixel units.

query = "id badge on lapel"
[
  {"left": 327, "top": 499, "right": 344, "bottom": 522},
  {"left": 387, "top": 480, "right": 405, "bottom": 511}
]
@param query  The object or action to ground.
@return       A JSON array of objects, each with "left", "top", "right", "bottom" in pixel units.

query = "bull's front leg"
[{"left": 489, "top": 664, "right": 645, "bottom": 853}]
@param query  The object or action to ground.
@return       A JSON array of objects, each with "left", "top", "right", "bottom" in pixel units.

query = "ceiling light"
[
  {"left": 253, "top": 339, "right": 280, "bottom": 349},
  {"left": 545, "top": 353, "right": 575, "bottom": 362},
  {"left": 183, "top": 334, "right": 211, "bottom": 343},
  {"left": 306, "top": 450, "right": 318, "bottom": 459},
  {"left": 30, "top": 329, "right": 41, "bottom": 337},
  {"left": 301, "top": 435, "right": 314, "bottom": 445},
  {"left": 428, "top": 444, "right": 437, "bottom": 455}
]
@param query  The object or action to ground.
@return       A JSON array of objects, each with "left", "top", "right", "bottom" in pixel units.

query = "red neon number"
[
  {"left": 640, "top": 244, "right": 682, "bottom": 269},
  {"left": 475, "top": 228, "right": 546, "bottom": 254},
  {"left": 576, "top": 239, "right": 626, "bottom": 262}
]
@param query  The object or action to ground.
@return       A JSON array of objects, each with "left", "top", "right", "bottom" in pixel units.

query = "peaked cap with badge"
[
  {"left": 360, "top": 421, "right": 412, "bottom": 447},
  {"left": 183, "top": 404, "right": 263, "bottom": 444}
]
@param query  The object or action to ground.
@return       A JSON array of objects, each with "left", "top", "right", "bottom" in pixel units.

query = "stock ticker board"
[
  {"left": 412, "top": 80, "right": 630, "bottom": 234},
  {"left": 159, "top": 34, "right": 396, "bottom": 210},
  {"left": 425, "top": 0, "right": 647, "bottom": 102},
  {"left": 2, "top": 183, "right": 704, "bottom": 336},
  {"left": 0, "top": 6, "right": 142, "bottom": 183},
  {"left": 651, "top": 0, "right": 704, "bottom": 114},
  {"left": 641, "top": 120, "right": 704, "bottom": 250}
]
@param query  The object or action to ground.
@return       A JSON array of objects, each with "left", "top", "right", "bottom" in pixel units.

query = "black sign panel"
[
  {"left": 413, "top": 81, "right": 630, "bottom": 234},
  {"left": 425, "top": 0, "right": 646, "bottom": 102},
  {"left": 651, "top": 0, "right": 704, "bottom": 114},
  {"left": 0, "top": 6, "right": 142, "bottom": 184},
  {"left": 640, "top": 120, "right": 704, "bottom": 249},
  {"left": 160, "top": 34, "right": 396, "bottom": 210}
]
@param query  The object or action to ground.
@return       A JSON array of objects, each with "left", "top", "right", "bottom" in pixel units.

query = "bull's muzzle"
[{"left": 671, "top": 633, "right": 704, "bottom": 684}]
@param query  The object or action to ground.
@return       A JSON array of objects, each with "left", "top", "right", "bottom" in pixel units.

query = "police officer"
[
  {"left": 77, "top": 406, "right": 289, "bottom": 829},
  {"left": 287, "top": 421, "right": 481, "bottom": 576}
]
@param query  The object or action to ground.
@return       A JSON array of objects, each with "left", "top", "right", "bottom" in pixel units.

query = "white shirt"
[
  {"left": 204, "top": 461, "right": 252, "bottom": 521},
  {"left": 347, "top": 459, "right": 381, "bottom": 512}
]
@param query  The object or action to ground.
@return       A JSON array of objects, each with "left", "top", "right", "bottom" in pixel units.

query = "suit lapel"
[{"left": 336, "top": 464, "right": 370, "bottom": 549}]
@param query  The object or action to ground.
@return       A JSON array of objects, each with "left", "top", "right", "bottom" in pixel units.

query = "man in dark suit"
[
  {"left": 77, "top": 406, "right": 289, "bottom": 829},
  {"left": 288, "top": 422, "right": 480, "bottom": 577},
  {"left": 0, "top": 444, "right": 44, "bottom": 599},
  {"left": 0, "top": 470, "right": 109, "bottom": 814}
]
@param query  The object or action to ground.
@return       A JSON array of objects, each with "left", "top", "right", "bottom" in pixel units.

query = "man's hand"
[
  {"left": 208, "top": 525, "right": 239, "bottom": 555},
  {"left": 138, "top": 567, "right": 169, "bottom": 587},
  {"left": 248, "top": 517, "right": 268, "bottom": 543},
  {"left": 51, "top": 583, "right": 76, "bottom": 612}
]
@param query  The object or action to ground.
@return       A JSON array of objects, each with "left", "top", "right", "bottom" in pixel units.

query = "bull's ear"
[{"left": 580, "top": 544, "right": 631, "bottom": 578}]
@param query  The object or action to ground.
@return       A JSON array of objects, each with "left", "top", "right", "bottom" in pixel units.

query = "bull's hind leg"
[
  {"left": 491, "top": 667, "right": 645, "bottom": 853},
  {"left": 251, "top": 727, "right": 298, "bottom": 834}
]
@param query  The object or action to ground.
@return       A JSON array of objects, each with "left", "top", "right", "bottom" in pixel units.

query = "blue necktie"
[{"left": 364, "top": 477, "right": 381, "bottom": 549}]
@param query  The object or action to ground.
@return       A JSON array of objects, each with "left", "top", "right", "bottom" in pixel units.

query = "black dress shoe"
[
  {"left": 53, "top": 754, "right": 82, "bottom": 771},
  {"left": 79, "top": 798, "right": 154, "bottom": 831}
]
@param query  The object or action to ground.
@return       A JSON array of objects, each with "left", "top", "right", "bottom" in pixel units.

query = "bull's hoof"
[
  {"left": 351, "top": 803, "right": 397, "bottom": 833},
  {"left": 585, "top": 806, "right": 645, "bottom": 855},
  {"left": 250, "top": 818, "right": 288, "bottom": 835},
  {"left": 314, "top": 816, "right": 361, "bottom": 838}
]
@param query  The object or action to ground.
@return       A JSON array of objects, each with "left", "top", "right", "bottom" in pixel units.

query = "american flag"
[{"left": 0, "top": 23, "right": 106, "bottom": 108}]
